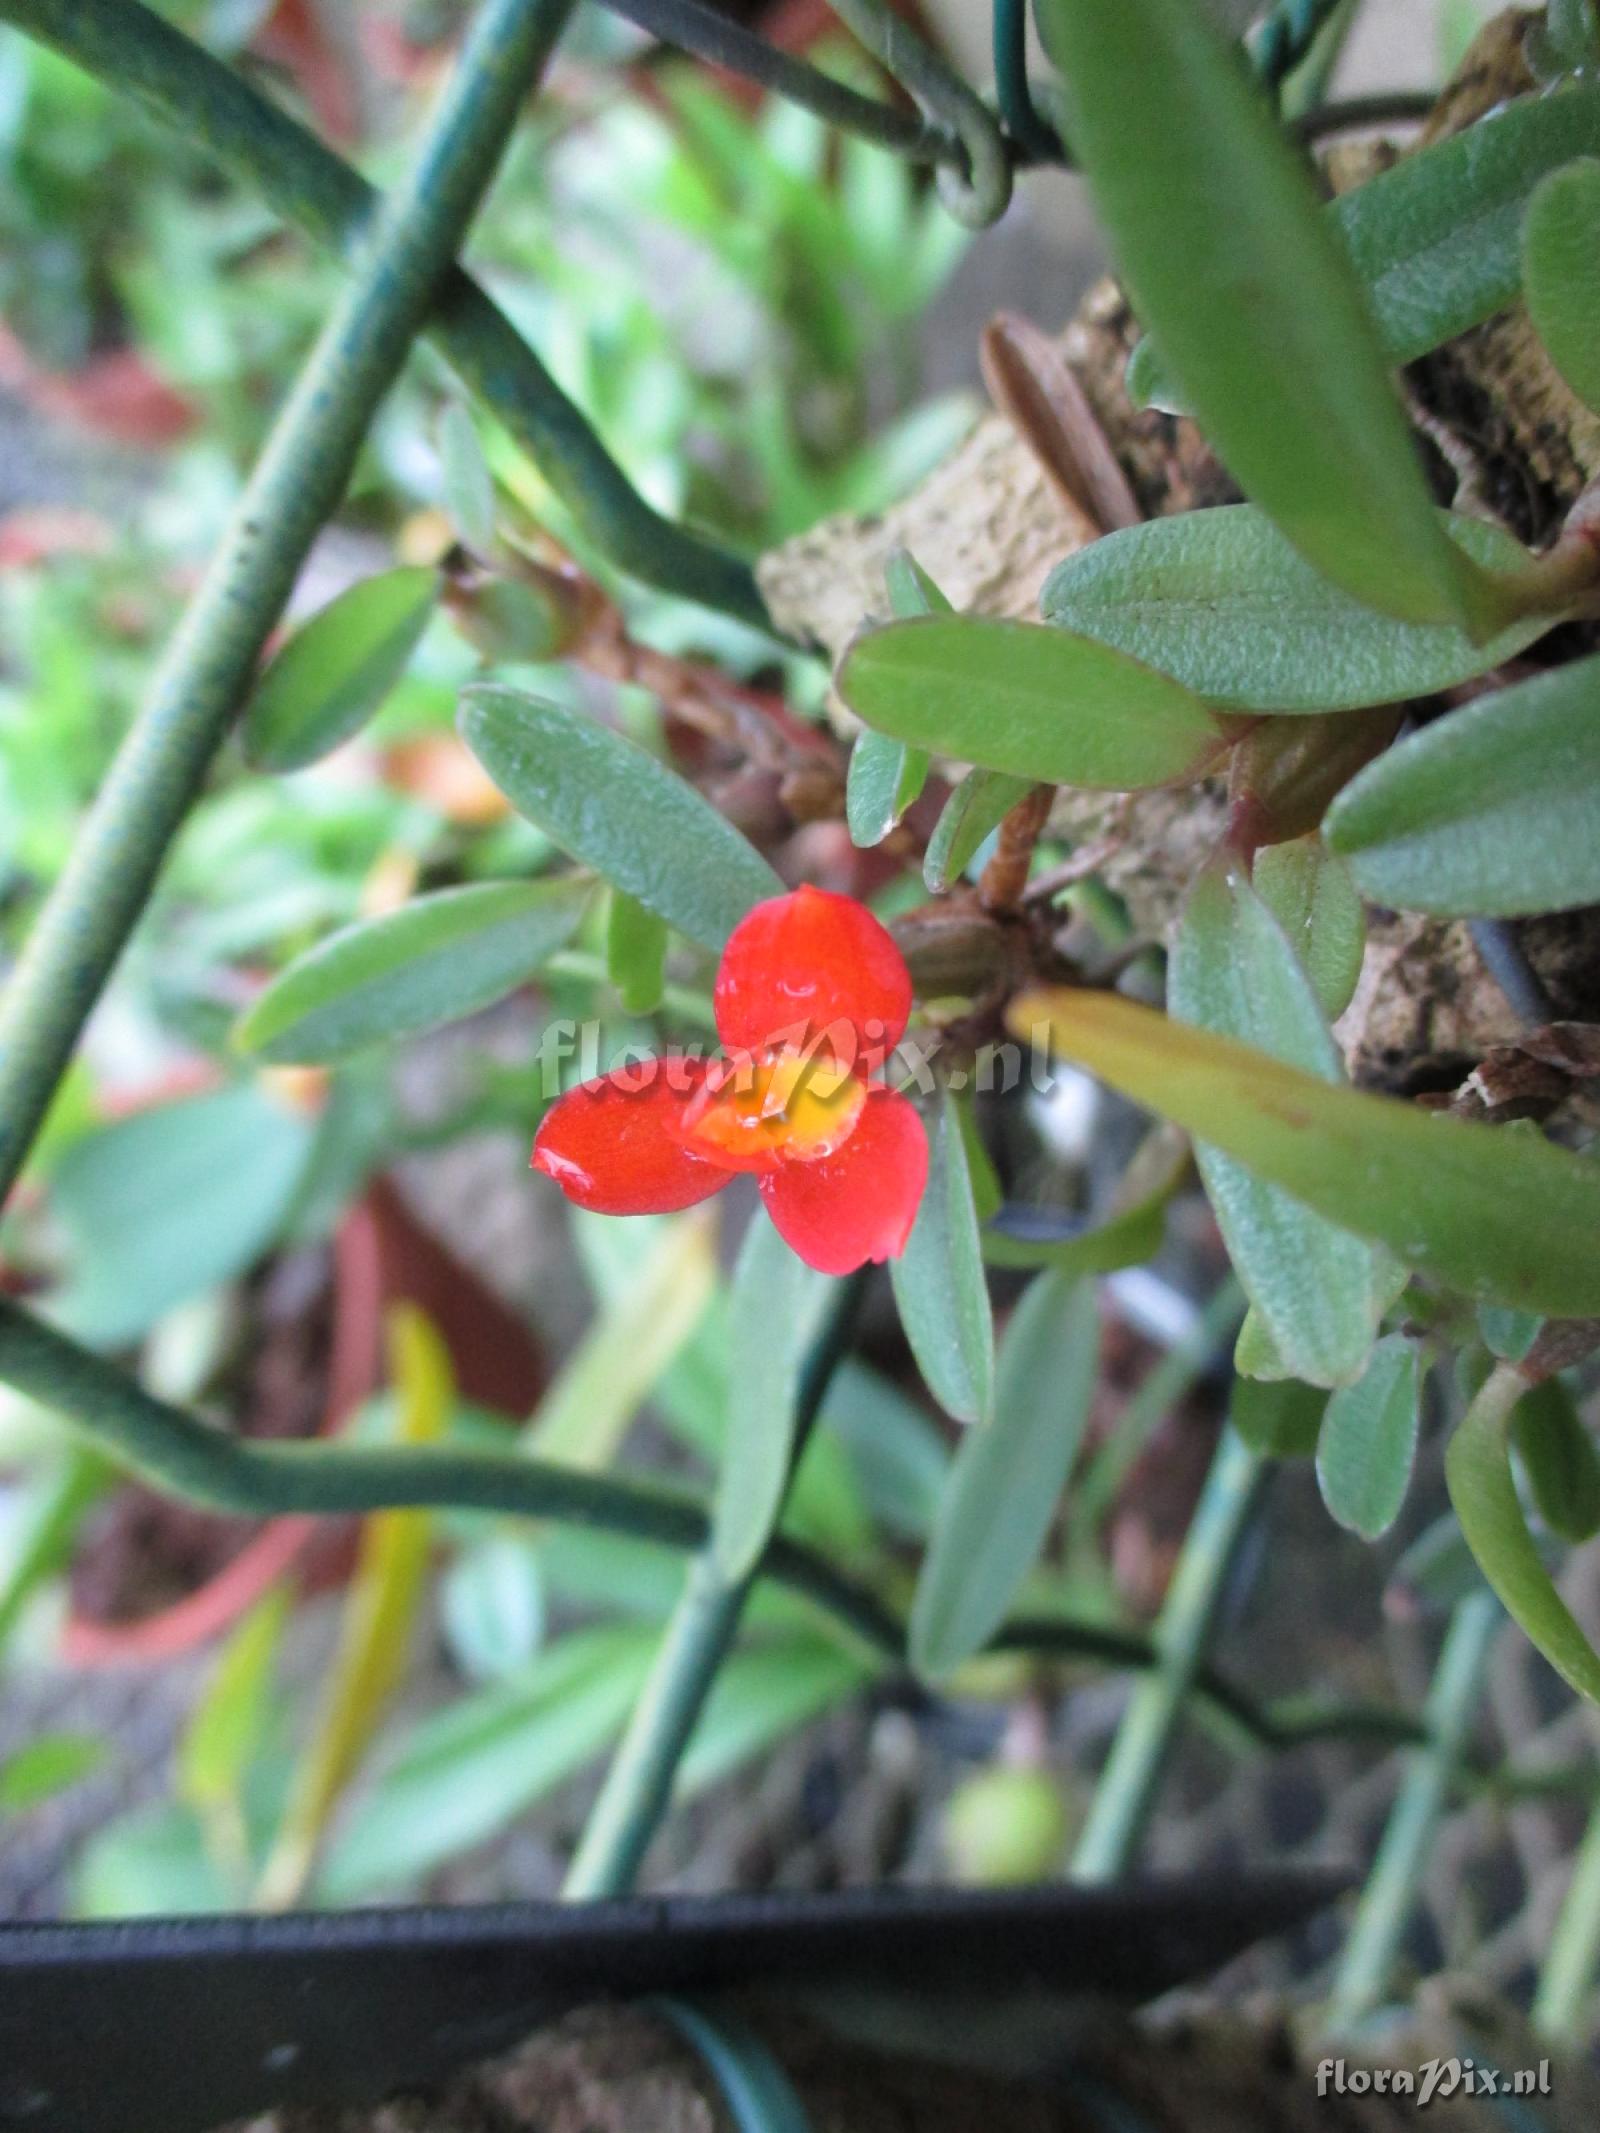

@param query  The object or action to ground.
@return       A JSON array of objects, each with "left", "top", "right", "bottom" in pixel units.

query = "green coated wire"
[
  {"left": 0, "top": 1291, "right": 1462, "bottom": 1770},
  {"left": 994, "top": 0, "right": 1060, "bottom": 164},
  {"left": 0, "top": 0, "right": 587, "bottom": 1207},
  {"left": 0, "top": 0, "right": 766, "bottom": 631},
  {"left": 599, "top": 0, "right": 952, "bottom": 163},
  {"left": 1250, "top": 0, "right": 1348, "bottom": 89},
  {"left": 825, "top": 0, "right": 1012, "bottom": 226}
]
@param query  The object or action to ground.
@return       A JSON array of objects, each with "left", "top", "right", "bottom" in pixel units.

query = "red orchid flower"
[{"left": 532, "top": 886, "right": 928, "bottom": 1275}]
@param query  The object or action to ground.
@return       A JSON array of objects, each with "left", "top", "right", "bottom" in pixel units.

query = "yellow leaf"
[{"left": 256, "top": 1304, "right": 453, "bottom": 1907}]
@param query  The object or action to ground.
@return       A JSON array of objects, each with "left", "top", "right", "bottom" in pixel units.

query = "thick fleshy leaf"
[
  {"left": 1234, "top": 1306, "right": 1291, "bottom": 1383},
  {"left": 885, "top": 550, "right": 952, "bottom": 617},
  {"left": 1511, "top": 1377, "right": 1600, "bottom": 1545},
  {"left": 532, "top": 1060, "right": 728, "bottom": 1216},
  {"left": 1170, "top": 868, "right": 1380, "bottom": 1387},
  {"left": 1129, "top": 88, "right": 1600, "bottom": 408},
  {"left": 1035, "top": 0, "right": 1496, "bottom": 630},
  {"left": 51, "top": 1083, "right": 315, "bottom": 1348},
  {"left": 760, "top": 1086, "right": 927, "bottom": 1277},
  {"left": 236, "top": 879, "right": 592, "bottom": 1065},
  {"left": 1480, "top": 1305, "right": 1543, "bottom": 1365},
  {"left": 713, "top": 1215, "right": 837, "bottom": 1580},
  {"left": 888, "top": 1092, "right": 994, "bottom": 1422},
  {"left": 847, "top": 728, "right": 928, "bottom": 848},
  {"left": 1231, "top": 1376, "right": 1326, "bottom": 1460},
  {"left": 838, "top": 618, "right": 1225, "bottom": 791},
  {"left": 1041, "top": 508, "right": 1543, "bottom": 712},
  {"left": 1524, "top": 157, "right": 1600, "bottom": 416},
  {"left": 244, "top": 568, "right": 437, "bottom": 772},
  {"left": 924, "top": 770, "right": 1034, "bottom": 894},
  {"left": 1324, "top": 654, "right": 1600, "bottom": 918},
  {"left": 1315, "top": 1335, "right": 1423, "bottom": 1539},
  {"left": 910, "top": 1270, "right": 1100, "bottom": 1676},
  {"left": 845, "top": 550, "right": 942, "bottom": 846},
  {"left": 1009, "top": 988, "right": 1600, "bottom": 1316},
  {"left": 1447, "top": 1367, "right": 1600, "bottom": 1704},
  {"left": 606, "top": 889, "right": 667, "bottom": 1017},
  {"left": 1252, "top": 839, "right": 1365, "bottom": 1022},
  {"left": 715, "top": 886, "right": 912, "bottom": 1062},
  {"left": 460, "top": 687, "right": 782, "bottom": 950}
]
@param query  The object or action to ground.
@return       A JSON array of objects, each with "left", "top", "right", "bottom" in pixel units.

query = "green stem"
[
  {"left": 0, "top": 0, "right": 585, "bottom": 1204},
  {"left": 563, "top": 1272, "right": 865, "bottom": 1899},
  {"left": 0, "top": 0, "right": 765, "bottom": 629},
  {"left": 1072, "top": 1426, "right": 1266, "bottom": 1882},
  {"left": 0, "top": 1296, "right": 1521, "bottom": 1782},
  {"left": 1327, "top": 1589, "right": 1502, "bottom": 2034},
  {"left": 1533, "top": 1788, "right": 1600, "bottom": 2039}
]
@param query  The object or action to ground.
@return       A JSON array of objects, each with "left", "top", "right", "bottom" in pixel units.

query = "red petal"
[
  {"left": 715, "top": 885, "right": 912, "bottom": 1072},
  {"left": 758, "top": 1087, "right": 928, "bottom": 1275},
  {"left": 532, "top": 1059, "right": 730, "bottom": 1215}
]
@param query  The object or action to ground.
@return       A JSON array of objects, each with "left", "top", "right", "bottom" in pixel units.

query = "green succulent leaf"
[
  {"left": 460, "top": 687, "right": 782, "bottom": 949},
  {"left": 910, "top": 1269, "right": 1100, "bottom": 1676},
  {"left": 845, "top": 546, "right": 945, "bottom": 847},
  {"left": 1480, "top": 1305, "right": 1543, "bottom": 1364},
  {"left": 1231, "top": 1375, "right": 1327, "bottom": 1459},
  {"left": 1448, "top": 1368, "right": 1600, "bottom": 1704},
  {"left": 1012, "top": 988, "right": 1600, "bottom": 1317},
  {"left": 838, "top": 618, "right": 1225, "bottom": 792},
  {"left": 1324, "top": 654, "right": 1600, "bottom": 918},
  {"left": 1034, "top": 0, "right": 1499, "bottom": 631},
  {"left": 1041, "top": 508, "right": 1543, "bottom": 712},
  {"left": 1170, "top": 867, "right": 1380, "bottom": 1387},
  {"left": 51, "top": 1083, "right": 315, "bottom": 1348},
  {"left": 1315, "top": 1334, "right": 1423, "bottom": 1539},
  {"left": 884, "top": 549, "right": 953, "bottom": 618},
  {"left": 847, "top": 728, "right": 930, "bottom": 849},
  {"left": 924, "top": 769, "right": 1034, "bottom": 894},
  {"left": 1252, "top": 838, "right": 1365, "bottom": 1023},
  {"left": 1524, "top": 155, "right": 1600, "bottom": 415},
  {"left": 1128, "top": 87, "right": 1600, "bottom": 406},
  {"left": 236, "top": 878, "right": 592, "bottom": 1065},
  {"left": 606, "top": 889, "right": 668, "bottom": 1017},
  {"left": 244, "top": 567, "right": 437, "bottom": 772},
  {"left": 712, "top": 1217, "right": 837, "bottom": 1582},
  {"left": 1511, "top": 1376, "right": 1600, "bottom": 1545},
  {"left": 891, "top": 1092, "right": 995, "bottom": 1424}
]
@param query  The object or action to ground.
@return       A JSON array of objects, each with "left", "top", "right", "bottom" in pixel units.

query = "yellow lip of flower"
[{"left": 678, "top": 1044, "right": 866, "bottom": 1171}]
